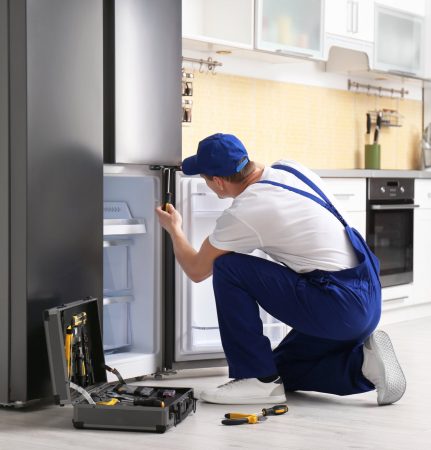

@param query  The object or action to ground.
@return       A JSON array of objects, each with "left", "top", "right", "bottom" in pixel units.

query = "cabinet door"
[
  {"left": 413, "top": 179, "right": 431, "bottom": 304},
  {"left": 413, "top": 208, "right": 431, "bottom": 304},
  {"left": 182, "top": 0, "right": 254, "bottom": 48},
  {"left": 325, "top": 0, "right": 373, "bottom": 42},
  {"left": 376, "top": 0, "right": 426, "bottom": 16},
  {"left": 374, "top": 5, "right": 424, "bottom": 76},
  {"left": 256, "top": 0, "right": 324, "bottom": 58}
]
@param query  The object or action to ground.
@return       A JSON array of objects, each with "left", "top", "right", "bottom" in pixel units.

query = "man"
[{"left": 156, "top": 133, "right": 406, "bottom": 406}]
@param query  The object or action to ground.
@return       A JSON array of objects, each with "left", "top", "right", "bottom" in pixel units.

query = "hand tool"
[
  {"left": 366, "top": 113, "right": 371, "bottom": 145},
  {"left": 160, "top": 389, "right": 176, "bottom": 398},
  {"left": 103, "top": 364, "right": 125, "bottom": 384},
  {"left": 115, "top": 385, "right": 155, "bottom": 397},
  {"left": 373, "top": 111, "right": 382, "bottom": 145},
  {"left": 96, "top": 398, "right": 120, "bottom": 406},
  {"left": 163, "top": 168, "right": 173, "bottom": 211},
  {"left": 222, "top": 404, "right": 288, "bottom": 426},
  {"left": 64, "top": 326, "right": 73, "bottom": 378},
  {"left": 106, "top": 391, "right": 165, "bottom": 408}
]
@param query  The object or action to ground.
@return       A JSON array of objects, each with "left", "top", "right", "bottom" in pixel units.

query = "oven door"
[{"left": 367, "top": 203, "right": 419, "bottom": 287}]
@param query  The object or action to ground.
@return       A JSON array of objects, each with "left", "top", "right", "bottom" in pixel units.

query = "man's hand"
[
  {"left": 155, "top": 204, "right": 182, "bottom": 236},
  {"left": 155, "top": 203, "right": 229, "bottom": 282}
]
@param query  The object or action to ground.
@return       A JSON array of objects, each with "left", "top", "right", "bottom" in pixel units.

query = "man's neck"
[{"left": 231, "top": 164, "right": 265, "bottom": 197}]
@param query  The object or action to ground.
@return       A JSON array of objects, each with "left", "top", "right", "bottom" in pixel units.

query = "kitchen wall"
[{"left": 182, "top": 71, "right": 422, "bottom": 170}]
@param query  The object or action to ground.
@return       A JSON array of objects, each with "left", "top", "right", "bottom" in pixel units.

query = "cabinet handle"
[
  {"left": 383, "top": 296, "right": 408, "bottom": 303},
  {"left": 275, "top": 49, "right": 313, "bottom": 59},
  {"left": 334, "top": 193, "right": 355, "bottom": 198},
  {"left": 353, "top": 1, "right": 359, "bottom": 34},
  {"left": 346, "top": 0, "right": 353, "bottom": 33}
]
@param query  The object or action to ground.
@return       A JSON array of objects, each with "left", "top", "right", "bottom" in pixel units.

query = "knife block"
[{"left": 365, "top": 144, "right": 381, "bottom": 169}]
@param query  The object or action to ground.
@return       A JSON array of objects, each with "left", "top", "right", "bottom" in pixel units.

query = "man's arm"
[{"left": 156, "top": 204, "right": 229, "bottom": 283}]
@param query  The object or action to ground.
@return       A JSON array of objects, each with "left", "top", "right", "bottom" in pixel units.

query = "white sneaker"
[
  {"left": 362, "top": 330, "right": 407, "bottom": 406},
  {"left": 199, "top": 377, "right": 287, "bottom": 405}
]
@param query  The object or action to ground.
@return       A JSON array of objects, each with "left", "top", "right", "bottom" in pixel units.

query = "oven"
[{"left": 366, "top": 178, "right": 419, "bottom": 288}]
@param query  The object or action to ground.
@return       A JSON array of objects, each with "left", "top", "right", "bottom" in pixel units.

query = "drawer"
[
  {"left": 415, "top": 179, "right": 431, "bottom": 209},
  {"left": 322, "top": 178, "right": 366, "bottom": 212},
  {"left": 191, "top": 180, "right": 233, "bottom": 212}
]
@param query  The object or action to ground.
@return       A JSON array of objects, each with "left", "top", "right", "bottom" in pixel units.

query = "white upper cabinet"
[
  {"left": 255, "top": 0, "right": 325, "bottom": 59},
  {"left": 182, "top": 0, "right": 254, "bottom": 49},
  {"left": 374, "top": 4, "right": 425, "bottom": 77},
  {"left": 375, "top": 0, "right": 426, "bottom": 16},
  {"left": 325, "top": 0, "right": 374, "bottom": 42}
]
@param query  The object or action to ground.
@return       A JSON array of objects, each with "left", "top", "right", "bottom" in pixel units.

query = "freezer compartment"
[
  {"left": 103, "top": 166, "right": 162, "bottom": 379},
  {"left": 175, "top": 176, "right": 288, "bottom": 362}
]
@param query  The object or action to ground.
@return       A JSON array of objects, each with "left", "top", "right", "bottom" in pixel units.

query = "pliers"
[{"left": 222, "top": 404, "right": 288, "bottom": 425}]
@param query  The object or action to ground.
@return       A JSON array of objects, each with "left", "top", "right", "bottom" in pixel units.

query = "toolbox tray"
[{"left": 44, "top": 298, "right": 196, "bottom": 433}]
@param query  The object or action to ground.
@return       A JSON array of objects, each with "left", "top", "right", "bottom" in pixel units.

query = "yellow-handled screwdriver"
[{"left": 222, "top": 404, "right": 288, "bottom": 425}]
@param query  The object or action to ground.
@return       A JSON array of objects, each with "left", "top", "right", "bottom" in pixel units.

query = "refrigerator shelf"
[
  {"left": 103, "top": 239, "right": 133, "bottom": 247},
  {"left": 103, "top": 218, "right": 146, "bottom": 235},
  {"left": 103, "top": 296, "right": 133, "bottom": 306}
]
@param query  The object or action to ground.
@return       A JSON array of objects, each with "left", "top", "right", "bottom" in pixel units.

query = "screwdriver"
[{"left": 222, "top": 404, "right": 288, "bottom": 425}]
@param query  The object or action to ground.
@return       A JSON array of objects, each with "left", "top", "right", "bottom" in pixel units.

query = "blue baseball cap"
[{"left": 182, "top": 133, "right": 249, "bottom": 176}]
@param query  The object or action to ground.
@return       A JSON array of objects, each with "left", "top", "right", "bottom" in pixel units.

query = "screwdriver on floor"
[{"left": 222, "top": 404, "right": 288, "bottom": 425}]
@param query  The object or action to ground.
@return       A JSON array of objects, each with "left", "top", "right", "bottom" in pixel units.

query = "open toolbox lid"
[{"left": 44, "top": 297, "right": 108, "bottom": 406}]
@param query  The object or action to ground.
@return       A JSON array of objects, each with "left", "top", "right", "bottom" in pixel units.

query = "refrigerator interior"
[
  {"left": 103, "top": 165, "right": 162, "bottom": 380},
  {"left": 175, "top": 175, "right": 289, "bottom": 362}
]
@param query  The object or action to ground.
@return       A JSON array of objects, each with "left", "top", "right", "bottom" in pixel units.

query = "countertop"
[{"left": 314, "top": 169, "right": 431, "bottom": 178}]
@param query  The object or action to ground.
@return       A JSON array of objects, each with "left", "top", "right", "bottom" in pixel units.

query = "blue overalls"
[{"left": 212, "top": 165, "right": 382, "bottom": 396}]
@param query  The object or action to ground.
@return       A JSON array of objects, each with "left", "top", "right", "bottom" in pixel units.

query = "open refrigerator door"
[
  {"left": 174, "top": 174, "right": 290, "bottom": 365},
  {"left": 103, "top": 164, "right": 163, "bottom": 380}
]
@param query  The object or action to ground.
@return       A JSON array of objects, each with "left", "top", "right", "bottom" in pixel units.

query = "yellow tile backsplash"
[{"left": 182, "top": 72, "right": 423, "bottom": 170}]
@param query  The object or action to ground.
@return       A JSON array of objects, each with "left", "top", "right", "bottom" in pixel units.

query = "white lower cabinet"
[
  {"left": 322, "top": 177, "right": 366, "bottom": 237},
  {"left": 413, "top": 179, "right": 431, "bottom": 305}
]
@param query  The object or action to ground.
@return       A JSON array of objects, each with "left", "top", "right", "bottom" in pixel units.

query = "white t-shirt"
[{"left": 209, "top": 160, "right": 358, "bottom": 273}]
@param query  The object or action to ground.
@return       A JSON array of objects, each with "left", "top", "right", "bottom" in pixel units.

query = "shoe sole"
[
  {"left": 368, "top": 330, "right": 406, "bottom": 406},
  {"left": 200, "top": 393, "right": 287, "bottom": 405}
]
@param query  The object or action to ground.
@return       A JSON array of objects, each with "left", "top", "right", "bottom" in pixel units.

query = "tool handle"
[
  {"left": 222, "top": 418, "right": 249, "bottom": 425},
  {"left": 163, "top": 192, "right": 173, "bottom": 211},
  {"left": 366, "top": 113, "right": 371, "bottom": 135},
  {"left": 262, "top": 404, "right": 288, "bottom": 416},
  {"left": 134, "top": 398, "right": 165, "bottom": 408},
  {"left": 224, "top": 413, "right": 256, "bottom": 419}
]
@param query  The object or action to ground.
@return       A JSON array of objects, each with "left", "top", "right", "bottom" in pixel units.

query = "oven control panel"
[{"left": 368, "top": 178, "right": 414, "bottom": 202}]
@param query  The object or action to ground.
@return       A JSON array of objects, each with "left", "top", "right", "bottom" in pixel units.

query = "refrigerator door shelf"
[
  {"left": 103, "top": 298, "right": 132, "bottom": 352},
  {"left": 103, "top": 218, "right": 146, "bottom": 236}
]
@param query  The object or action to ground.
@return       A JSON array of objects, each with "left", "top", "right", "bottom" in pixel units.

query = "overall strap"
[{"left": 258, "top": 164, "right": 347, "bottom": 227}]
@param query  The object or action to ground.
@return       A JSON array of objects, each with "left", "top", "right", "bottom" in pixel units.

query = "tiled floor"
[{"left": 0, "top": 317, "right": 430, "bottom": 450}]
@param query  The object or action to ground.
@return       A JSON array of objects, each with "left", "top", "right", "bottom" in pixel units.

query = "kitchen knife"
[
  {"left": 373, "top": 111, "right": 382, "bottom": 145},
  {"left": 366, "top": 113, "right": 371, "bottom": 145}
]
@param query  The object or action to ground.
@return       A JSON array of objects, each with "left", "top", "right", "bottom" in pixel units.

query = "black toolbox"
[{"left": 44, "top": 297, "right": 196, "bottom": 433}]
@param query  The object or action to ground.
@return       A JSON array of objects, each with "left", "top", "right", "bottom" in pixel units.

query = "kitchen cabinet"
[
  {"left": 374, "top": 4, "right": 425, "bottom": 77},
  {"left": 375, "top": 0, "right": 426, "bottom": 16},
  {"left": 255, "top": 0, "right": 324, "bottom": 59},
  {"left": 322, "top": 178, "right": 367, "bottom": 237},
  {"left": 413, "top": 179, "right": 431, "bottom": 304},
  {"left": 325, "top": 0, "right": 374, "bottom": 42},
  {"left": 182, "top": 0, "right": 254, "bottom": 50}
]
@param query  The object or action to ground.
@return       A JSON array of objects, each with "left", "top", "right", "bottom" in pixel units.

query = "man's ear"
[{"left": 212, "top": 176, "right": 224, "bottom": 190}]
